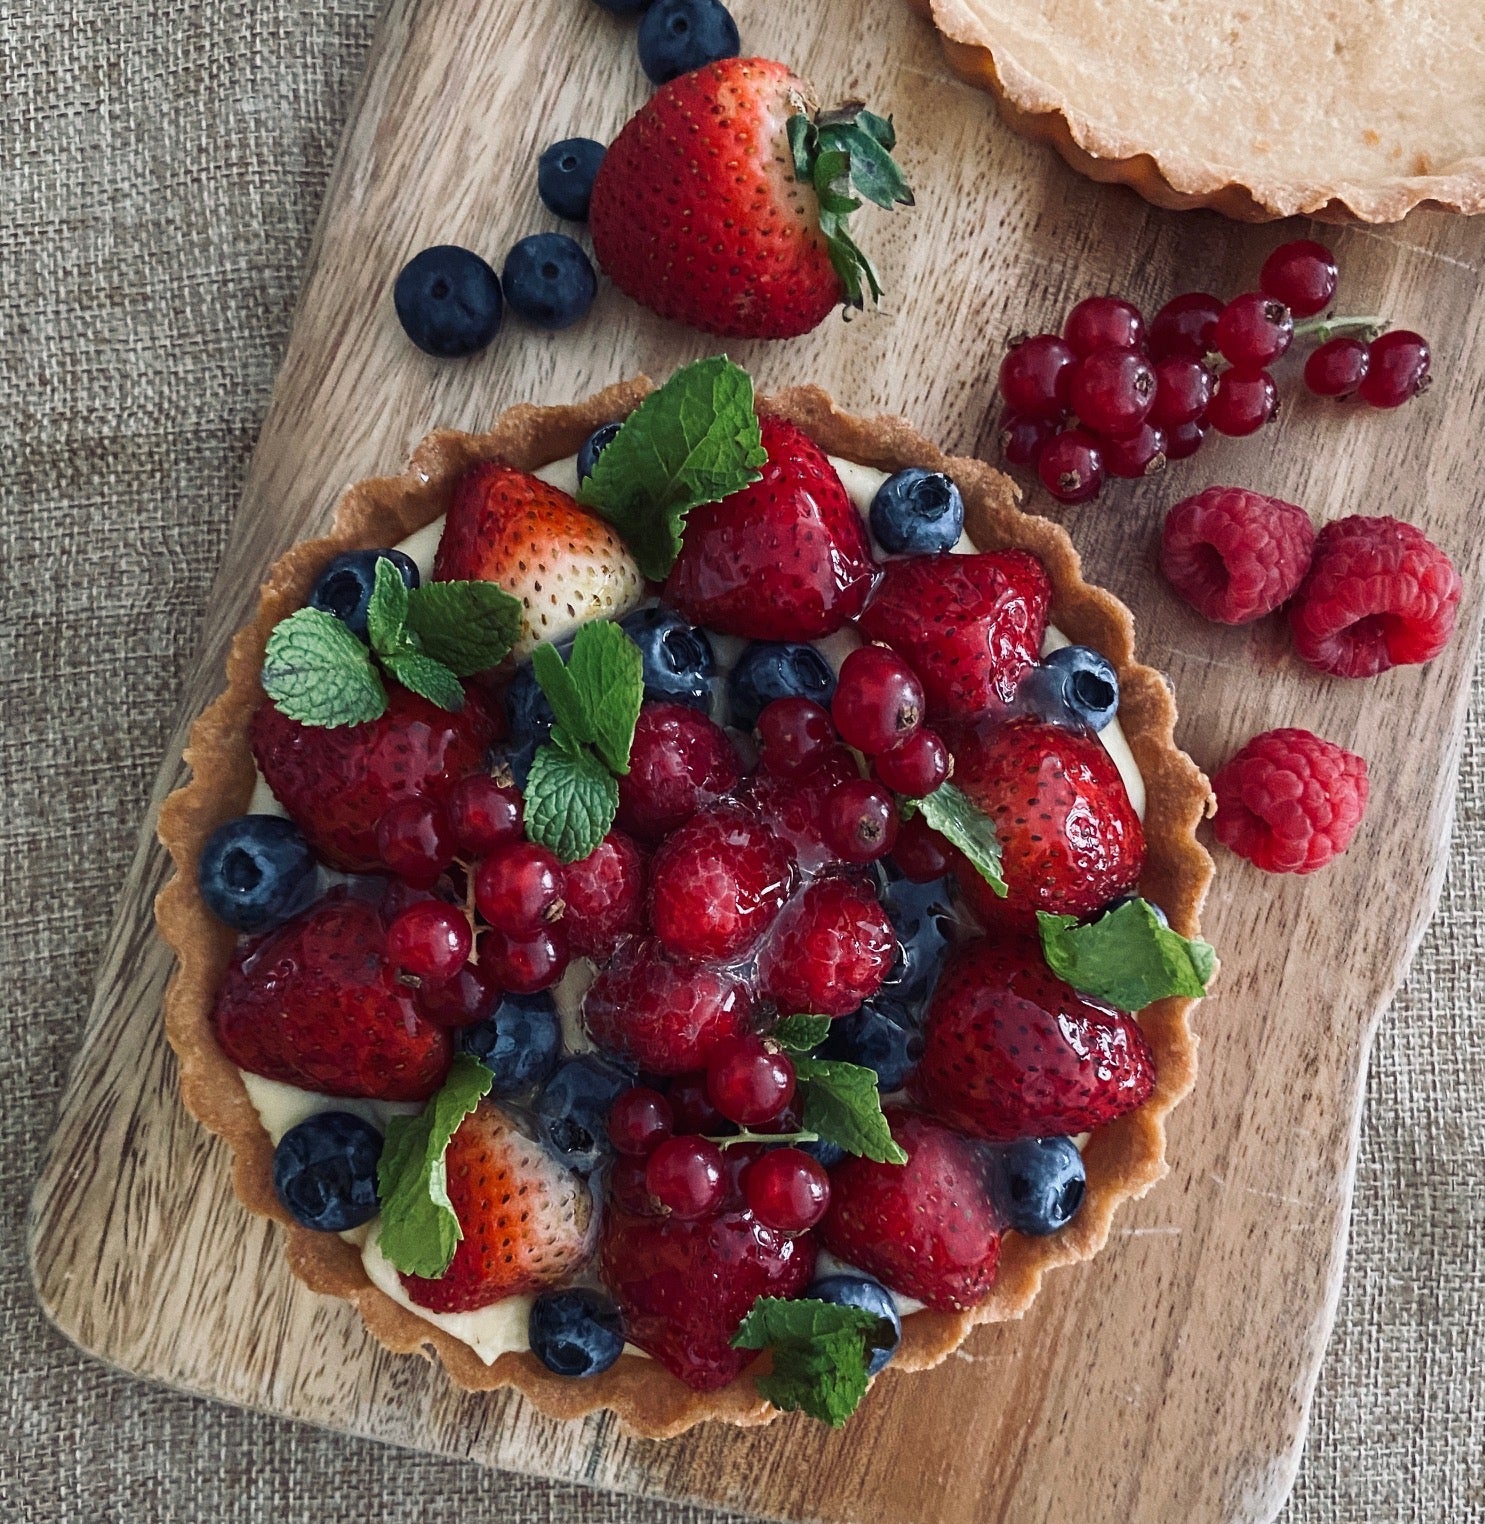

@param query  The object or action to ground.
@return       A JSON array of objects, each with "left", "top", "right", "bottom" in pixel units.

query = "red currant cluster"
[{"left": 997, "top": 239, "right": 1433, "bottom": 506}]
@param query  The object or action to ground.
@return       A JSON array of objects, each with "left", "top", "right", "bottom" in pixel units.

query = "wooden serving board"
[{"left": 27, "top": 0, "right": 1485, "bottom": 1519}]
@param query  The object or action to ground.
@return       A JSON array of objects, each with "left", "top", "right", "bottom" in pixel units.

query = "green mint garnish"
[
  {"left": 521, "top": 744, "right": 620, "bottom": 864},
  {"left": 903, "top": 781, "right": 1007, "bottom": 898},
  {"left": 770, "top": 1014, "right": 833, "bottom": 1055},
  {"left": 380, "top": 647, "right": 466, "bottom": 711},
  {"left": 404, "top": 579, "right": 524, "bottom": 677},
  {"left": 375, "top": 1055, "right": 494, "bottom": 1279},
  {"left": 732, "top": 1296, "right": 887, "bottom": 1427},
  {"left": 260, "top": 608, "right": 388, "bottom": 729},
  {"left": 1037, "top": 899, "right": 1216, "bottom": 1012},
  {"left": 793, "top": 1056, "right": 907, "bottom": 1165},
  {"left": 577, "top": 355, "right": 768, "bottom": 581}
]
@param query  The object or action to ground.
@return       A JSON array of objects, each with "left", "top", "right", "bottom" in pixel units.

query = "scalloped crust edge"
[
  {"left": 155, "top": 377, "right": 1215, "bottom": 1439},
  {"left": 909, "top": 0, "right": 1485, "bottom": 224}
]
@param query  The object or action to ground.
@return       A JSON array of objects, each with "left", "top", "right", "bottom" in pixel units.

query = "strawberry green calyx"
[{"left": 786, "top": 105, "right": 914, "bottom": 309}]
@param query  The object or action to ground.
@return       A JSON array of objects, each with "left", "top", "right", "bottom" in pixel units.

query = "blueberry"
[
  {"left": 797, "top": 1136, "right": 846, "bottom": 1170},
  {"left": 458, "top": 992, "right": 563, "bottom": 1098},
  {"left": 806, "top": 1274, "right": 901, "bottom": 1375},
  {"left": 308, "top": 549, "right": 420, "bottom": 639},
  {"left": 992, "top": 1137, "right": 1086, "bottom": 1236},
  {"left": 728, "top": 641, "right": 836, "bottom": 728},
  {"left": 505, "top": 638, "right": 573, "bottom": 747},
  {"left": 502, "top": 234, "right": 597, "bottom": 330},
  {"left": 492, "top": 738, "right": 538, "bottom": 792},
  {"left": 535, "top": 1056, "right": 633, "bottom": 1172},
  {"left": 1022, "top": 644, "right": 1119, "bottom": 733},
  {"left": 393, "top": 245, "right": 503, "bottom": 358},
  {"left": 619, "top": 606, "right": 716, "bottom": 711},
  {"left": 198, "top": 815, "right": 316, "bottom": 933},
  {"left": 868, "top": 469, "right": 965, "bottom": 555},
  {"left": 637, "top": 0, "right": 739, "bottom": 84},
  {"left": 875, "top": 867, "right": 954, "bottom": 1012},
  {"left": 538, "top": 137, "right": 607, "bottom": 222},
  {"left": 272, "top": 1112, "right": 383, "bottom": 1231},
  {"left": 820, "top": 1000, "right": 923, "bottom": 1093},
  {"left": 529, "top": 1288, "right": 626, "bottom": 1377},
  {"left": 577, "top": 421, "right": 622, "bottom": 483}
]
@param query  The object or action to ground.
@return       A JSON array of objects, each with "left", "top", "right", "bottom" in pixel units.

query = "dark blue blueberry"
[
  {"left": 619, "top": 606, "right": 716, "bottom": 710},
  {"left": 637, "top": 0, "right": 739, "bottom": 84},
  {"left": 529, "top": 1288, "right": 626, "bottom": 1377},
  {"left": 272, "top": 1112, "right": 383, "bottom": 1232},
  {"left": 309, "top": 549, "right": 420, "bottom": 640},
  {"left": 538, "top": 137, "right": 607, "bottom": 221},
  {"left": 505, "top": 638, "right": 573, "bottom": 748},
  {"left": 577, "top": 421, "right": 622, "bottom": 483},
  {"left": 1022, "top": 644, "right": 1119, "bottom": 733},
  {"left": 502, "top": 234, "right": 597, "bottom": 330},
  {"left": 820, "top": 1000, "right": 923, "bottom": 1093},
  {"left": 728, "top": 641, "right": 836, "bottom": 728},
  {"left": 458, "top": 992, "right": 563, "bottom": 1098},
  {"left": 868, "top": 468, "right": 965, "bottom": 555},
  {"left": 806, "top": 1274, "right": 901, "bottom": 1376},
  {"left": 1099, "top": 893, "right": 1168, "bottom": 928},
  {"left": 198, "top": 815, "right": 316, "bottom": 933},
  {"left": 535, "top": 1056, "right": 633, "bottom": 1173},
  {"left": 874, "top": 867, "right": 955, "bottom": 1012},
  {"left": 797, "top": 1136, "right": 846, "bottom": 1170},
  {"left": 393, "top": 245, "right": 503, "bottom": 358},
  {"left": 492, "top": 738, "right": 538, "bottom": 792},
  {"left": 992, "top": 1137, "right": 1086, "bottom": 1236}
]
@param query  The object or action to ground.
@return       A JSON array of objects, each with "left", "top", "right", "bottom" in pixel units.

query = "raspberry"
[
  {"left": 1211, "top": 728, "right": 1369, "bottom": 874},
  {"left": 740, "top": 749, "right": 858, "bottom": 875},
  {"left": 757, "top": 878, "right": 897, "bottom": 1017},
  {"left": 1287, "top": 515, "right": 1461, "bottom": 677},
  {"left": 616, "top": 702, "right": 741, "bottom": 842},
  {"left": 562, "top": 830, "right": 648, "bottom": 959},
  {"left": 1159, "top": 486, "right": 1316, "bottom": 625}
]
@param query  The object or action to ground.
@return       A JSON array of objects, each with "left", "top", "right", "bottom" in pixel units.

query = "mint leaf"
[
  {"left": 366, "top": 555, "right": 410, "bottom": 657},
  {"left": 907, "top": 782, "right": 1007, "bottom": 898},
  {"left": 578, "top": 356, "right": 767, "bottom": 580},
  {"left": 733, "top": 1296, "right": 883, "bottom": 1427},
  {"left": 405, "top": 580, "right": 522, "bottom": 676},
  {"left": 531, "top": 642, "right": 593, "bottom": 746},
  {"left": 261, "top": 608, "right": 387, "bottom": 728},
  {"left": 793, "top": 1057, "right": 907, "bottom": 1165},
  {"left": 771, "top": 1014, "right": 831, "bottom": 1055},
  {"left": 522, "top": 743, "right": 619, "bottom": 862},
  {"left": 382, "top": 648, "right": 466, "bottom": 712},
  {"left": 567, "top": 621, "right": 644, "bottom": 775},
  {"left": 1038, "top": 900, "right": 1216, "bottom": 1011},
  {"left": 376, "top": 1055, "right": 494, "bottom": 1278}
]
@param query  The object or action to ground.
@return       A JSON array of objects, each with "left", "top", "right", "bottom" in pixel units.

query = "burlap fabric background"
[{"left": 4, "top": 0, "right": 1483, "bottom": 1517}]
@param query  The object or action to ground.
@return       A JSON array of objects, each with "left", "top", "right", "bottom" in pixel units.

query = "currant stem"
[
  {"left": 708, "top": 1128, "right": 821, "bottom": 1150},
  {"left": 1292, "top": 313, "right": 1388, "bottom": 345}
]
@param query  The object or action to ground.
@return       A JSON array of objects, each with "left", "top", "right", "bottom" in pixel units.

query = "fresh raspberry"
[
  {"left": 1211, "top": 728, "right": 1369, "bottom": 874},
  {"left": 1287, "top": 516, "right": 1461, "bottom": 678},
  {"left": 649, "top": 803, "right": 794, "bottom": 961},
  {"left": 757, "top": 878, "right": 897, "bottom": 1017},
  {"left": 616, "top": 701, "right": 741, "bottom": 842},
  {"left": 1159, "top": 486, "right": 1316, "bottom": 625},
  {"left": 740, "top": 748, "right": 859, "bottom": 876},
  {"left": 562, "top": 829, "right": 648, "bottom": 959}
]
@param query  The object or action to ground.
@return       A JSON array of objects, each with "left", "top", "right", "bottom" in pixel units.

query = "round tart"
[
  {"left": 157, "top": 376, "right": 1213, "bottom": 1438},
  {"left": 910, "top": 0, "right": 1485, "bottom": 221}
]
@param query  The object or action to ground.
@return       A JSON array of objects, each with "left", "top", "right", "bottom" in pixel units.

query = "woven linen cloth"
[{"left": 4, "top": 0, "right": 1483, "bottom": 1517}]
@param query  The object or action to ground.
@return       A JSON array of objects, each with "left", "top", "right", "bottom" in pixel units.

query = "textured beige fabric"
[{"left": 3, "top": 0, "right": 1482, "bottom": 1517}]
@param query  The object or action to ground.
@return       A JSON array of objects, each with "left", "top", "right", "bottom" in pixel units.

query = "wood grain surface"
[{"left": 27, "top": 1, "right": 1485, "bottom": 1520}]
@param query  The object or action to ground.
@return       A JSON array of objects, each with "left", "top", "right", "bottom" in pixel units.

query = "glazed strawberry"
[
  {"left": 562, "top": 829, "right": 648, "bottom": 959},
  {"left": 400, "top": 1100, "right": 595, "bottom": 1313},
  {"left": 432, "top": 462, "right": 643, "bottom": 657},
  {"left": 951, "top": 716, "right": 1143, "bottom": 928},
  {"left": 757, "top": 877, "right": 897, "bottom": 1018},
  {"left": 819, "top": 1109, "right": 1000, "bottom": 1312},
  {"left": 663, "top": 418, "right": 876, "bottom": 641},
  {"left": 740, "top": 747, "right": 859, "bottom": 876},
  {"left": 589, "top": 58, "right": 910, "bottom": 340},
  {"left": 600, "top": 1205, "right": 815, "bottom": 1390},
  {"left": 213, "top": 890, "right": 452, "bottom": 1101},
  {"left": 858, "top": 551, "right": 1052, "bottom": 717},
  {"left": 909, "top": 939, "right": 1155, "bottom": 1140},
  {"left": 250, "top": 683, "right": 497, "bottom": 872},
  {"left": 583, "top": 937, "right": 752, "bottom": 1074},
  {"left": 616, "top": 702, "right": 741, "bottom": 843}
]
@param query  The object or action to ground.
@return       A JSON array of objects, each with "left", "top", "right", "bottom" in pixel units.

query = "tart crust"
[
  {"left": 910, "top": 0, "right": 1485, "bottom": 222},
  {"left": 156, "top": 379, "right": 1214, "bottom": 1438}
]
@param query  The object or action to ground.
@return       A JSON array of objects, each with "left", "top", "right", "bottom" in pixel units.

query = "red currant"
[
  {"left": 444, "top": 773, "right": 522, "bottom": 857},
  {"left": 474, "top": 841, "right": 566, "bottom": 936},
  {"left": 1067, "top": 346, "right": 1156, "bottom": 437},
  {"left": 997, "top": 333, "right": 1076, "bottom": 420},
  {"left": 1259, "top": 239, "right": 1337, "bottom": 319},
  {"left": 873, "top": 726, "right": 950, "bottom": 797},
  {"left": 416, "top": 962, "right": 496, "bottom": 1028},
  {"left": 706, "top": 1036, "right": 796, "bottom": 1127},
  {"left": 385, "top": 900, "right": 471, "bottom": 982},
  {"left": 998, "top": 410, "right": 1058, "bottom": 467},
  {"left": 1214, "top": 292, "right": 1293, "bottom": 368},
  {"left": 1358, "top": 330, "right": 1430, "bottom": 408},
  {"left": 1205, "top": 368, "right": 1278, "bottom": 436},
  {"left": 477, "top": 923, "right": 569, "bottom": 994},
  {"left": 667, "top": 1072, "right": 729, "bottom": 1135},
  {"left": 608, "top": 1153, "right": 662, "bottom": 1215},
  {"left": 891, "top": 812, "right": 952, "bottom": 881},
  {"left": 822, "top": 778, "right": 900, "bottom": 863},
  {"left": 1162, "top": 418, "right": 1210, "bottom": 460},
  {"left": 375, "top": 798, "right": 455, "bottom": 887},
  {"left": 1149, "top": 357, "right": 1215, "bottom": 427},
  {"left": 1063, "top": 296, "right": 1144, "bottom": 357},
  {"left": 645, "top": 1136, "right": 726, "bottom": 1219},
  {"left": 756, "top": 697, "right": 838, "bottom": 779},
  {"left": 832, "top": 646, "right": 925, "bottom": 756},
  {"left": 1148, "top": 292, "right": 1223, "bottom": 361},
  {"left": 742, "top": 1148, "right": 831, "bottom": 1233},
  {"left": 1101, "top": 423, "right": 1167, "bottom": 479},
  {"left": 1036, "top": 428, "right": 1104, "bottom": 504},
  {"left": 1304, "top": 337, "right": 1369, "bottom": 397},
  {"left": 608, "top": 1087, "right": 675, "bottom": 1158}
]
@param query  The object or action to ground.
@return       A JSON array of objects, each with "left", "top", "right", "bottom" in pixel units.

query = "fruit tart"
[{"left": 157, "top": 359, "right": 1214, "bottom": 1437}]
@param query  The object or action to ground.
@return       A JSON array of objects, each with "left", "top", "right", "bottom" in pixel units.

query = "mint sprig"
[
  {"left": 577, "top": 356, "right": 767, "bottom": 580},
  {"left": 522, "top": 745, "right": 620, "bottom": 864},
  {"left": 794, "top": 1056, "right": 908, "bottom": 1165},
  {"left": 733, "top": 1296, "right": 887, "bottom": 1426},
  {"left": 770, "top": 1014, "right": 833, "bottom": 1055},
  {"left": 903, "top": 782, "right": 1007, "bottom": 898},
  {"left": 1038, "top": 899, "right": 1217, "bottom": 1012},
  {"left": 260, "top": 609, "right": 388, "bottom": 728}
]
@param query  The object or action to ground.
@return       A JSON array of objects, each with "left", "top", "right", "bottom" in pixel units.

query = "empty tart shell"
[{"left": 155, "top": 379, "right": 1214, "bottom": 1438}]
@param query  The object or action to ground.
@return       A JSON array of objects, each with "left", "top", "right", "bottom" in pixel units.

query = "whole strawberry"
[
  {"left": 819, "top": 1109, "right": 1001, "bottom": 1312},
  {"left": 589, "top": 58, "right": 912, "bottom": 340},
  {"left": 663, "top": 417, "right": 876, "bottom": 640},
  {"left": 400, "top": 1100, "right": 595, "bottom": 1313},
  {"left": 213, "top": 890, "right": 452, "bottom": 1101},
  {"left": 250, "top": 682, "right": 498, "bottom": 872},
  {"left": 909, "top": 939, "right": 1155, "bottom": 1140}
]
